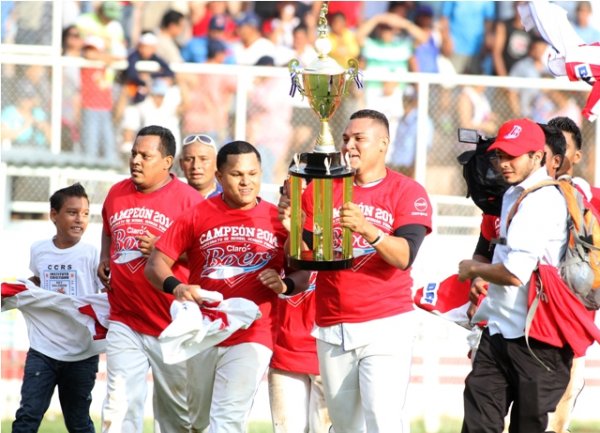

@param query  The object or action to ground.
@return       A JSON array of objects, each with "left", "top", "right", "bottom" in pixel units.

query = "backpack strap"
[
  {"left": 524, "top": 273, "right": 552, "bottom": 372},
  {"left": 506, "top": 180, "right": 560, "bottom": 229}
]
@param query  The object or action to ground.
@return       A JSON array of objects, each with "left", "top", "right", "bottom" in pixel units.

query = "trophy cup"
[{"left": 286, "top": 1, "right": 362, "bottom": 270}]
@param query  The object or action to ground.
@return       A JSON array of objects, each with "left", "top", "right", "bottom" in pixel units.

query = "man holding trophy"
[{"left": 280, "top": 3, "right": 433, "bottom": 432}]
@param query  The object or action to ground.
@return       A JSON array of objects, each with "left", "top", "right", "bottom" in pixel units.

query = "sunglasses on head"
[{"left": 183, "top": 134, "right": 216, "bottom": 148}]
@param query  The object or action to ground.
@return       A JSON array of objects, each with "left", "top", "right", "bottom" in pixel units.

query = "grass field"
[
  {"left": 0, "top": 418, "right": 274, "bottom": 433},
  {"left": 2, "top": 417, "right": 599, "bottom": 432}
]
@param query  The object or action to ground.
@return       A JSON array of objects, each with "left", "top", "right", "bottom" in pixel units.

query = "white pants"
[
  {"left": 101, "top": 321, "right": 191, "bottom": 433},
  {"left": 317, "top": 316, "right": 416, "bottom": 433},
  {"left": 268, "top": 368, "right": 331, "bottom": 433},
  {"left": 187, "top": 342, "right": 272, "bottom": 433}
]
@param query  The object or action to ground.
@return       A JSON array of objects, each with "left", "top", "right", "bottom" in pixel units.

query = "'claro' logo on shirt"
[{"left": 414, "top": 197, "right": 428, "bottom": 213}]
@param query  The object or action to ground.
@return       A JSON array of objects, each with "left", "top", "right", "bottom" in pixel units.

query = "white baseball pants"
[
  {"left": 317, "top": 314, "right": 416, "bottom": 433},
  {"left": 101, "top": 321, "right": 191, "bottom": 433},
  {"left": 268, "top": 368, "right": 331, "bottom": 433},
  {"left": 186, "top": 342, "right": 272, "bottom": 433},
  {"left": 547, "top": 356, "right": 586, "bottom": 432}
]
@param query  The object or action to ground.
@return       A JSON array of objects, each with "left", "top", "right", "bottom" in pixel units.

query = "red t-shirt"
[
  {"left": 327, "top": 2, "right": 362, "bottom": 29},
  {"left": 102, "top": 176, "right": 202, "bottom": 336},
  {"left": 81, "top": 68, "right": 113, "bottom": 110},
  {"left": 270, "top": 272, "right": 319, "bottom": 375},
  {"left": 155, "top": 196, "right": 287, "bottom": 350},
  {"left": 303, "top": 169, "right": 432, "bottom": 327}
]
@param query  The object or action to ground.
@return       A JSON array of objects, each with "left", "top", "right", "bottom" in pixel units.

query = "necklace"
[
  {"left": 355, "top": 177, "right": 385, "bottom": 188},
  {"left": 220, "top": 193, "right": 260, "bottom": 208}
]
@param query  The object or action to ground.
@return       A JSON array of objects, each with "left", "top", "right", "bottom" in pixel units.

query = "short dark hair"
[
  {"left": 577, "top": 1, "right": 592, "bottom": 13},
  {"left": 61, "top": 25, "right": 77, "bottom": 53},
  {"left": 548, "top": 116, "right": 582, "bottom": 150},
  {"left": 329, "top": 12, "right": 346, "bottom": 22},
  {"left": 350, "top": 109, "right": 390, "bottom": 136},
  {"left": 293, "top": 24, "right": 308, "bottom": 35},
  {"left": 135, "top": 125, "right": 177, "bottom": 157},
  {"left": 50, "top": 183, "right": 88, "bottom": 212},
  {"left": 539, "top": 123, "right": 566, "bottom": 169},
  {"left": 217, "top": 141, "right": 261, "bottom": 171},
  {"left": 161, "top": 9, "right": 184, "bottom": 29}
]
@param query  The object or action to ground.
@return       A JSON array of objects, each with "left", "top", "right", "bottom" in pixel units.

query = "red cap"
[{"left": 488, "top": 118, "right": 545, "bottom": 157}]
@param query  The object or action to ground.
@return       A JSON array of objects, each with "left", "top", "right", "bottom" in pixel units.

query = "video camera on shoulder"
[{"left": 456, "top": 128, "right": 508, "bottom": 217}]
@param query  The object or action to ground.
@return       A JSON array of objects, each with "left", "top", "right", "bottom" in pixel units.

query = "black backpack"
[{"left": 456, "top": 130, "right": 509, "bottom": 216}]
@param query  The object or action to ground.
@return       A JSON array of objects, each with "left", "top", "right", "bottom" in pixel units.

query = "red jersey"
[
  {"left": 591, "top": 186, "right": 600, "bottom": 212},
  {"left": 102, "top": 175, "right": 202, "bottom": 336},
  {"left": 270, "top": 272, "right": 319, "bottom": 375},
  {"left": 303, "top": 169, "right": 432, "bottom": 326},
  {"left": 155, "top": 196, "right": 287, "bottom": 350}
]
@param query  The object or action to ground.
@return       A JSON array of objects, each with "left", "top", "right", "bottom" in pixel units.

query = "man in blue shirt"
[{"left": 440, "top": 2, "right": 496, "bottom": 74}]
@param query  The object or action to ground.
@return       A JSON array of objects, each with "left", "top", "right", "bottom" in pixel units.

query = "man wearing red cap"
[{"left": 458, "top": 118, "right": 571, "bottom": 433}]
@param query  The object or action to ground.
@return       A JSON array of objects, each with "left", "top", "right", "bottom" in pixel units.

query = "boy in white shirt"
[{"left": 13, "top": 183, "right": 102, "bottom": 433}]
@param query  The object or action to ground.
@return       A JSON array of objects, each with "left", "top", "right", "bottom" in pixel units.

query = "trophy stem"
[
  {"left": 313, "top": 179, "right": 325, "bottom": 260},
  {"left": 323, "top": 179, "right": 334, "bottom": 260},
  {"left": 315, "top": 120, "right": 336, "bottom": 153},
  {"left": 290, "top": 176, "right": 303, "bottom": 259},
  {"left": 342, "top": 176, "right": 353, "bottom": 258}
]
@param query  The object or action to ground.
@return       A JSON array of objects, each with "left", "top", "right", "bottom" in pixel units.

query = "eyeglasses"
[{"left": 183, "top": 134, "right": 217, "bottom": 149}]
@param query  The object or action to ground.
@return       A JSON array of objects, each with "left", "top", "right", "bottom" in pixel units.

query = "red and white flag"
[
  {"left": 2, "top": 280, "right": 110, "bottom": 357},
  {"left": 518, "top": 0, "right": 600, "bottom": 121},
  {"left": 159, "top": 289, "right": 261, "bottom": 364},
  {"left": 414, "top": 274, "right": 483, "bottom": 329}
]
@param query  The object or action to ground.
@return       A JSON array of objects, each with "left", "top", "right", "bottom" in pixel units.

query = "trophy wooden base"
[{"left": 287, "top": 250, "right": 354, "bottom": 271}]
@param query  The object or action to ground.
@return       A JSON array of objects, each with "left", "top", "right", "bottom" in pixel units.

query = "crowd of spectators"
[{"left": 1, "top": 1, "right": 600, "bottom": 181}]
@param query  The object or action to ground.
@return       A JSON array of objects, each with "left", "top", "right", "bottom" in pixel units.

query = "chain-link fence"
[{"left": 2, "top": 2, "right": 599, "bottom": 231}]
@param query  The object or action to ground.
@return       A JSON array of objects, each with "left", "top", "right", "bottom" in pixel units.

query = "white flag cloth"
[
  {"left": 158, "top": 292, "right": 261, "bottom": 364},
  {"left": 1, "top": 279, "right": 109, "bottom": 360},
  {"left": 518, "top": 0, "right": 584, "bottom": 59},
  {"left": 518, "top": 0, "right": 600, "bottom": 120}
]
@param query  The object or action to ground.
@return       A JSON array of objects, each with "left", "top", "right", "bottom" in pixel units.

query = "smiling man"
[
  {"left": 458, "top": 118, "right": 571, "bottom": 433},
  {"left": 98, "top": 125, "right": 202, "bottom": 432},
  {"left": 145, "top": 140, "right": 310, "bottom": 433},
  {"left": 279, "top": 109, "right": 432, "bottom": 432}
]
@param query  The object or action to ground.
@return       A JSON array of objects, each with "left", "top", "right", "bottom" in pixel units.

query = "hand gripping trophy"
[{"left": 286, "top": 1, "right": 362, "bottom": 270}]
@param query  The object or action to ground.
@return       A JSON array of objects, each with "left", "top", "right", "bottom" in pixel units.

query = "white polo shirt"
[{"left": 473, "top": 167, "right": 568, "bottom": 338}]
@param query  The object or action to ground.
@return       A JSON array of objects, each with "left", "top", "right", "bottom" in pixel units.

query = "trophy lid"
[
  {"left": 304, "top": 34, "right": 345, "bottom": 75},
  {"left": 304, "top": 56, "right": 345, "bottom": 75},
  {"left": 302, "top": 1, "right": 345, "bottom": 75}
]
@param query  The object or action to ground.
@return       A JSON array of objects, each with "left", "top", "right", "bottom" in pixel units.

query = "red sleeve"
[
  {"left": 155, "top": 207, "right": 198, "bottom": 261},
  {"left": 102, "top": 204, "right": 110, "bottom": 236},
  {"left": 392, "top": 179, "right": 433, "bottom": 233}
]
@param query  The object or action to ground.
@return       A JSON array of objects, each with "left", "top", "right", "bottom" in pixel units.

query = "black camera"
[
  {"left": 458, "top": 128, "right": 492, "bottom": 146},
  {"left": 456, "top": 128, "right": 507, "bottom": 216}
]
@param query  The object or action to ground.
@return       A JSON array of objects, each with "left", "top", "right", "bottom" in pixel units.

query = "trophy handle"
[
  {"left": 289, "top": 59, "right": 305, "bottom": 98},
  {"left": 344, "top": 58, "right": 363, "bottom": 95}
]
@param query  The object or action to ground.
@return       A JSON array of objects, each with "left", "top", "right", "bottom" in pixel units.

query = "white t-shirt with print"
[
  {"left": 25, "top": 239, "right": 104, "bottom": 360},
  {"left": 30, "top": 239, "right": 102, "bottom": 296}
]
